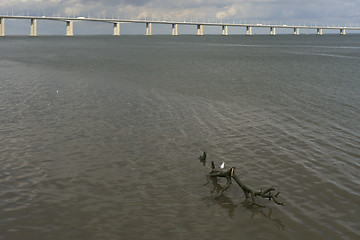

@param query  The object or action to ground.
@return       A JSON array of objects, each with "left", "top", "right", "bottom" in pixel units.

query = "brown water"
[{"left": 0, "top": 35, "right": 359, "bottom": 239}]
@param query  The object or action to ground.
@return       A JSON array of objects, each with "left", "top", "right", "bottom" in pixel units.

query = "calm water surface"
[{"left": 0, "top": 35, "right": 359, "bottom": 239}]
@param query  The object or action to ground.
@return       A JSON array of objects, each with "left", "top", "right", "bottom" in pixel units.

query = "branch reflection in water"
[{"left": 200, "top": 155, "right": 284, "bottom": 231}]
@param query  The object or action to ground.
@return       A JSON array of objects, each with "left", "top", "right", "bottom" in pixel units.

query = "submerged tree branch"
[{"left": 207, "top": 158, "right": 284, "bottom": 207}]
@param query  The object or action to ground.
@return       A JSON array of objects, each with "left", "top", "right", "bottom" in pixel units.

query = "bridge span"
[{"left": 1, "top": 15, "right": 360, "bottom": 37}]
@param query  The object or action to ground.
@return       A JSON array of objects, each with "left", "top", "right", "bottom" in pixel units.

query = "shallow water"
[{"left": 0, "top": 35, "right": 359, "bottom": 239}]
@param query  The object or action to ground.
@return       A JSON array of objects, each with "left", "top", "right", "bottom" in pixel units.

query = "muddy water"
[{"left": 0, "top": 35, "right": 359, "bottom": 239}]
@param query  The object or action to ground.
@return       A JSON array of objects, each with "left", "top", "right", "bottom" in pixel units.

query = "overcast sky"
[{"left": 1, "top": 0, "right": 359, "bottom": 35}]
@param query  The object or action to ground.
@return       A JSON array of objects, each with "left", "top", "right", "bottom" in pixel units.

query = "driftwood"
[
  {"left": 200, "top": 152, "right": 284, "bottom": 207},
  {"left": 199, "top": 152, "right": 207, "bottom": 166}
]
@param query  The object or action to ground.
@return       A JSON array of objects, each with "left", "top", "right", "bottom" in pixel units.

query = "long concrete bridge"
[{"left": 1, "top": 15, "right": 359, "bottom": 37}]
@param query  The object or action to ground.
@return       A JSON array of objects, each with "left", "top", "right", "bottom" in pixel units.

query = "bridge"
[{"left": 1, "top": 15, "right": 359, "bottom": 37}]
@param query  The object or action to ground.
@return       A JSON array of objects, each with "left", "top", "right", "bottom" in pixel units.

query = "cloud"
[{"left": 216, "top": 5, "right": 237, "bottom": 19}]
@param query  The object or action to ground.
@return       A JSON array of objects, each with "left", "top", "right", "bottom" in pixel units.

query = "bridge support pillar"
[
  {"left": 246, "top": 26, "right": 252, "bottom": 36},
  {"left": 270, "top": 26, "right": 276, "bottom": 36},
  {"left": 0, "top": 18, "right": 4, "bottom": 37},
  {"left": 30, "top": 19, "right": 37, "bottom": 37},
  {"left": 146, "top": 22, "right": 152, "bottom": 36},
  {"left": 113, "top": 23, "right": 120, "bottom": 36},
  {"left": 340, "top": 28, "right": 346, "bottom": 35},
  {"left": 222, "top": 25, "right": 228, "bottom": 36},
  {"left": 197, "top": 24, "right": 204, "bottom": 36},
  {"left": 66, "top": 21, "right": 74, "bottom": 36},
  {"left": 317, "top": 28, "right": 323, "bottom": 35},
  {"left": 172, "top": 24, "right": 178, "bottom": 35},
  {"left": 293, "top": 27, "right": 299, "bottom": 35}
]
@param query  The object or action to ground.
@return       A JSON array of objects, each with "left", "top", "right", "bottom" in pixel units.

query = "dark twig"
[{"left": 199, "top": 152, "right": 207, "bottom": 166}]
